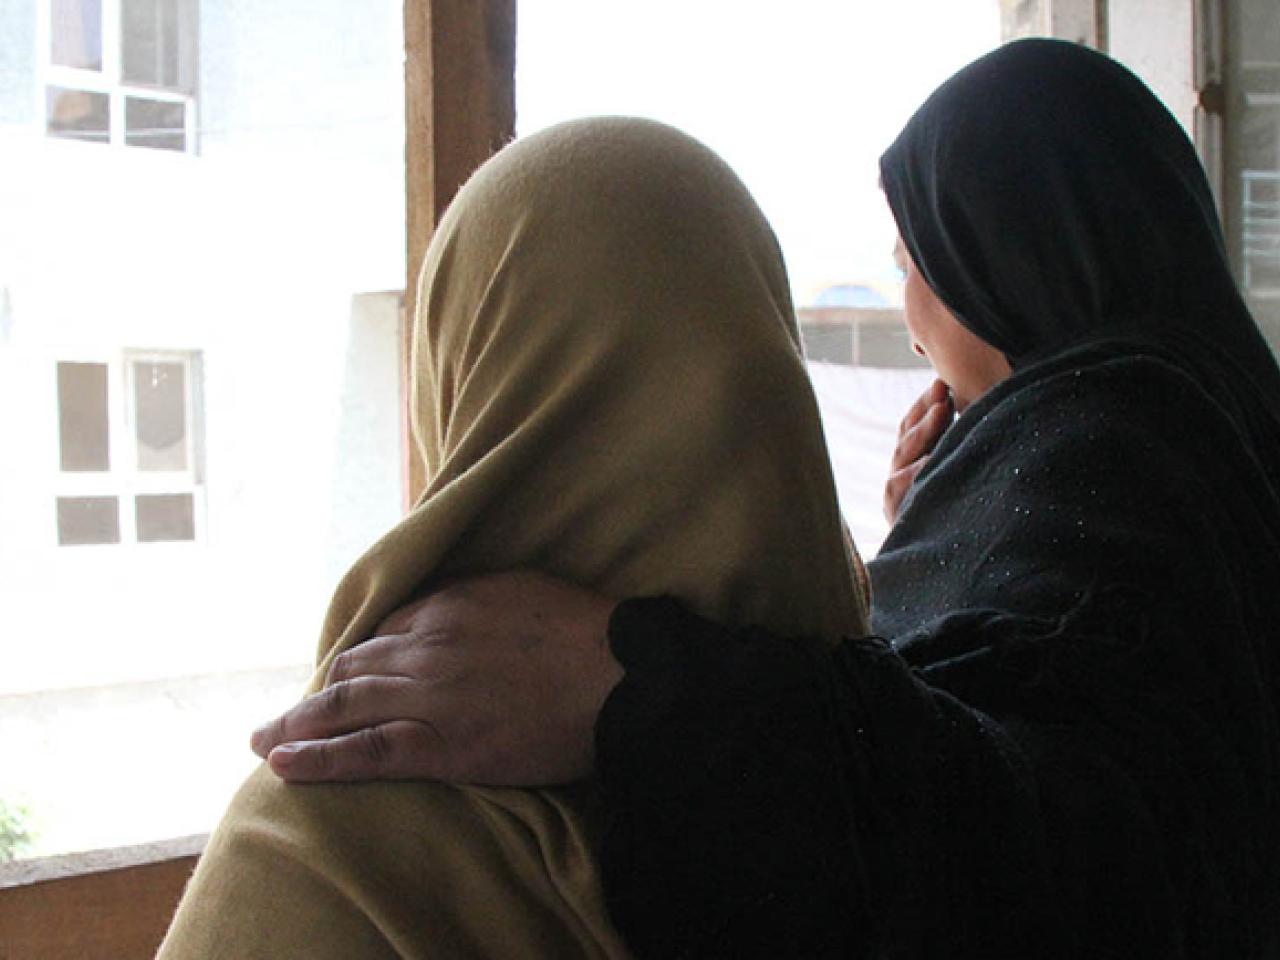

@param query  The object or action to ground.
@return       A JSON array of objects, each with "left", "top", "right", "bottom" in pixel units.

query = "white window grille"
[
  {"left": 1242, "top": 169, "right": 1280, "bottom": 298},
  {"left": 40, "top": 0, "right": 198, "bottom": 152},
  {"left": 1197, "top": 0, "right": 1280, "bottom": 347},
  {"left": 54, "top": 350, "right": 205, "bottom": 546}
]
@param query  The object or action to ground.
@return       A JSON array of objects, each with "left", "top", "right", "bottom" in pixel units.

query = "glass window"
[
  {"left": 122, "top": 0, "right": 184, "bottom": 89},
  {"left": 57, "top": 362, "right": 111, "bottom": 471},
  {"left": 1243, "top": 172, "right": 1280, "bottom": 293},
  {"left": 46, "top": 86, "right": 110, "bottom": 143},
  {"left": 133, "top": 360, "right": 188, "bottom": 471},
  {"left": 53, "top": 353, "right": 202, "bottom": 549},
  {"left": 1224, "top": 0, "right": 1280, "bottom": 347},
  {"left": 135, "top": 493, "right": 195, "bottom": 541},
  {"left": 56, "top": 496, "right": 121, "bottom": 545},
  {"left": 124, "top": 96, "right": 187, "bottom": 151},
  {"left": 45, "top": 0, "right": 196, "bottom": 152},
  {"left": 50, "top": 0, "right": 103, "bottom": 71}
]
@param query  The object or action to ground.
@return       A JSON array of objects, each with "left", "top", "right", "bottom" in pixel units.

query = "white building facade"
[{"left": 0, "top": 0, "right": 407, "bottom": 855}]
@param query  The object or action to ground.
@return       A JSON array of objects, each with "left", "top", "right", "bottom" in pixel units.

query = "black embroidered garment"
[{"left": 594, "top": 39, "right": 1280, "bottom": 958}]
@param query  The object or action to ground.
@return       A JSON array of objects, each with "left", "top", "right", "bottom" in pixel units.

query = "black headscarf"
[
  {"left": 879, "top": 37, "right": 1280, "bottom": 462},
  {"left": 875, "top": 37, "right": 1280, "bottom": 640}
]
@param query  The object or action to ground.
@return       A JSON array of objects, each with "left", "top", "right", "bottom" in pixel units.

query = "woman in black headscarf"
[
  {"left": 854, "top": 36, "right": 1280, "bottom": 956},
  {"left": 252, "top": 38, "right": 1280, "bottom": 958}
]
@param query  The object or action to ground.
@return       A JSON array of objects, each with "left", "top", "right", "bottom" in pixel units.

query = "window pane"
[
  {"left": 57, "top": 362, "right": 110, "bottom": 472},
  {"left": 125, "top": 97, "right": 187, "bottom": 152},
  {"left": 133, "top": 361, "right": 188, "bottom": 470},
  {"left": 46, "top": 87, "right": 110, "bottom": 144},
  {"left": 1227, "top": 0, "right": 1280, "bottom": 347},
  {"left": 122, "top": 0, "right": 182, "bottom": 89},
  {"left": 51, "top": 0, "right": 103, "bottom": 71},
  {"left": 135, "top": 493, "right": 195, "bottom": 541},
  {"left": 56, "top": 496, "right": 120, "bottom": 545},
  {"left": 1244, "top": 173, "right": 1280, "bottom": 292}
]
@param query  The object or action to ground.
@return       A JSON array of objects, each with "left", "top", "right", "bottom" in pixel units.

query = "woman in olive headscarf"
[
  {"left": 254, "top": 39, "right": 1280, "bottom": 958},
  {"left": 157, "top": 117, "right": 868, "bottom": 957}
]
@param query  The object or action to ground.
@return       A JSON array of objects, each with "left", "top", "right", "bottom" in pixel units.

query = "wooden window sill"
[{"left": 0, "top": 835, "right": 205, "bottom": 960}]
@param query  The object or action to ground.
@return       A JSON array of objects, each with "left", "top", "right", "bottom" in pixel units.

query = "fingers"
[
  {"left": 253, "top": 570, "right": 620, "bottom": 788},
  {"left": 912, "top": 395, "right": 954, "bottom": 457},
  {"left": 893, "top": 410, "right": 933, "bottom": 468},
  {"left": 890, "top": 392, "right": 953, "bottom": 473},
  {"left": 266, "top": 719, "right": 450, "bottom": 782},
  {"left": 897, "top": 384, "right": 935, "bottom": 437},
  {"left": 885, "top": 383, "right": 954, "bottom": 525},
  {"left": 250, "top": 675, "right": 422, "bottom": 758},
  {"left": 883, "top": 460, "right": 926, "bottom": 526},
  {"left": 325, "top": 631, "right": 436, "bottom": 687},
  {"left": 898, "top": 378, "right": 950, "bottom": 436}
]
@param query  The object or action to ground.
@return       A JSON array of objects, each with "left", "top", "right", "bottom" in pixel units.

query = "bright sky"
[{"left": 516, "top": 1, "right": 1003, "bottom": 306}]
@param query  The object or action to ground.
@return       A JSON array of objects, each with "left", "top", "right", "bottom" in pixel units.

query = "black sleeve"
[
  {"left": 595, "top": 598, "right": 873, "bottom": 959},
  {"left": 594, "top": 597, "right": 1220, "bottom": 960}
]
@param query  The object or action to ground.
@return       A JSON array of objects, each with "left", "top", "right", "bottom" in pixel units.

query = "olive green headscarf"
[{"left": 160, "top": 117, "right": 868, "bottom": 959}]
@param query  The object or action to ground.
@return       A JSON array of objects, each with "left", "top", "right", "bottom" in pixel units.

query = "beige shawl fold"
[{"left": 159, "top": 117, "right": 869, "bottom": 959}]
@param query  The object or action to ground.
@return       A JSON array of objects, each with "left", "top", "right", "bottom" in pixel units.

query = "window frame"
[
  {"left": 1242, "top": 167, "right": 1280, "bottom": 298},
  {"left": 37, "top": 0, "right": 198, "bottom": 153},
  {"left": 53, "top": 348, "right": 206, "bottom": 548},
  {"left": 10, "top": 3, "right": 1268, "bottom": 953},
  {"left": 1195, "top": 0, "right": 1280, "bottom": 345},
  {"left": 2, "top": 1, "right": 517, "bottom": 933}
]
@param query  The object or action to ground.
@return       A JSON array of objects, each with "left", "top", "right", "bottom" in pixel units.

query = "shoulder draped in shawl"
[{"left": 158, "top": 117, "right": 867, "bottom": 958}]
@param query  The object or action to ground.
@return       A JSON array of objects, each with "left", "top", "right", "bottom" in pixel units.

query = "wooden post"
[{"left": 402, "top": 0, "right": 517, "bottom": 508}]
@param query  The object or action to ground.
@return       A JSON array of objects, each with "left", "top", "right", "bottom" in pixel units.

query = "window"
[
  {"left": 43, "top": 0, "right": 197, "bottom": 152},
  {"left": 54, "top": 352, "right": 203, "bottom": 546},
  {"left": 3, "top": 0, "right": 407, "bottom": 864},
  {"left": 1219, "top": 0, "right": 1280, "bottom": 348}
]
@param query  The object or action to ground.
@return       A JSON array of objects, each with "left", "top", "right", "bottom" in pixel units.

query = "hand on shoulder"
[{"left": 251, "top": 571, "right": 623, "bottom": 787}]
